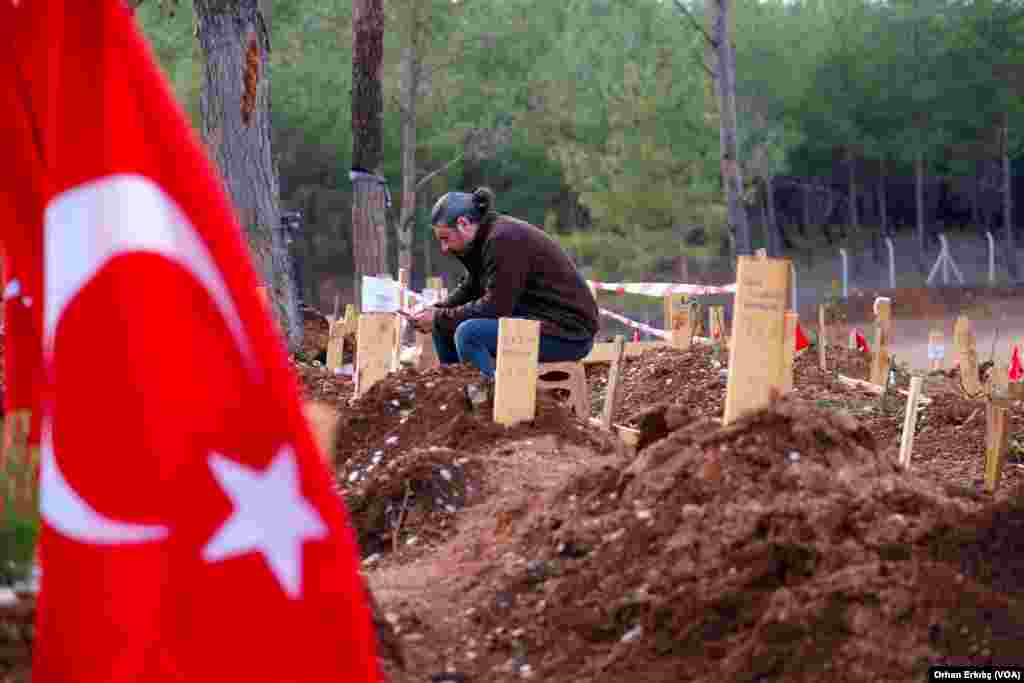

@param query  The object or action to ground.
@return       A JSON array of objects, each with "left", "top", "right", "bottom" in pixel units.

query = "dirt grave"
[
  {"left": 334, "top": 364, "right": 620, "bottom": 568},
  {"left": 586, "top": 346, "right": 727, "bottom": 425},
  {"left": 376, "top": 397, "right": 1023, "bottom": 682}
]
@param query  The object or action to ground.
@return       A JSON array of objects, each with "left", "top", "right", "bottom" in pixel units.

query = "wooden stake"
[
  {"left": 325, "top": 319, "right": 346, "bottom": 371},
  {"left": 396, "top": 268, "right": 411, "bottom": 366},
  {"left": 493, "top": 318, "right": 541, "bottom": 426},
  {"left": 343, "top": 304, "right": 359, "bottom": 333},
  {"left": 723, "top": 255, "right": 789, "bottom": 424},
  {"left": 898, "top": 376, "right": 925, "bottom": 468},
  {"left": 667, "top": 296, "right": 695, "bottom": 350},
  {"left": 955, "top": 315, "right": 982, "bottom": 396},
  {"left": 985, "top": 401, "right": 1009, "bottom": 493},
  {"left": 928, "top": 329, "right": 945, "bottom": 372},
  {"left": 782, "top": 311, "right": 797, "bottom": 393},
  {"left": 355, "top": 313, "right": 397, "bottom": 397},
  {"left": 600, "top": 335, "right": 627, "bottom": 431},
  {"left": 870, "top": 297, "right": 892, "bottom": 386},
  {"left": 818, "top": 304, "right": 828, "bottom": 372}
]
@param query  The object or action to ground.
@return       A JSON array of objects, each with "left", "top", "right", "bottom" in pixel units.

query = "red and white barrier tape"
[
  {"left": 588, "top": 280, "right": 736, "bottom": 297},
  {"left": 599, "top": 308, "right": 669, "bottom": 340}
]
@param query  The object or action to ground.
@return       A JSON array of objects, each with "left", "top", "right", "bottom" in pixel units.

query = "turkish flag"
[
  {"left": 795, "top": 322, "right": 809, "bottom": 352},
  {"left": 0, "top": 3, "right": 380, "bottom": 682},
  {"left": 1010, "top": 346, "right": 1023, "bottom": 382}
]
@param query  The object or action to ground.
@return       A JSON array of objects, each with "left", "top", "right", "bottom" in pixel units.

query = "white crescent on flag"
[
  {"left": 39, "top": 173, "right": 255, "bottom": 545},
  {"left": 42, "top": 173, "right": 251, "bottom": 359}
]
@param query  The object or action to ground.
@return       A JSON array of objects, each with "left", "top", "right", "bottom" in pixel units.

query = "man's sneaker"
[{"left": 463, "top": 377, "right": 494, "bottom": 411}]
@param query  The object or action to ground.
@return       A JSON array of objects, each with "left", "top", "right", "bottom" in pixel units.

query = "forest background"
[{"left": 137, "top": 0, "right": 1024, "bottom": 328}]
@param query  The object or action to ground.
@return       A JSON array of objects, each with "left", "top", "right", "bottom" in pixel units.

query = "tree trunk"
[
  {"left": 801, "top": 183, "right": 811, "bottom": 236},
  {"left": 878, "top": 161, "right": 889, "bottom": 236},
  {"left": 848, "top": 154, "right": 859, "bottom": 232},
  {"left": 351, "top": 0, "right": 388, "bottom": 303},
  {"left": 971, "top": 160, "right": 981, "bottom": 229},
  {"left": 915, "top": 152, "right": 926, "bottom": 265},
  {"left": 194, "top": 0, "right": 301, "bottom": 349},
  {"left": 397, "top": 39, "right": 418, "bottom": 280},
  {"left": 711, "top": 0, "right": 751, "bottom": 256},
  {"left": 766, "top": 175, "right": 779, "bottom": 257},
  {"left": 1004, "top": 121, "right": 1018, "bottom": 279}
]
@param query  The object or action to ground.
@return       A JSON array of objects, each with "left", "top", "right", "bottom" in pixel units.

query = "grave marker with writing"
[
  {"left": 723, "top": 256, "right": 790, "bottom": 424},
  {"left": 870, "top": 297, "right": 892, "bottom": 386},
  {"left": 493, "top": 318, "right": 540, "bottom": 426},
  {"left": 355, "top": 313, "right": 397, "bottom": 397}
]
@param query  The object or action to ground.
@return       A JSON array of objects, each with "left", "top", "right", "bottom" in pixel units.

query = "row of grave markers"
[
  {"left": 816, "top": 293, "right": 1016, "bottom": 493},
  {"left": 316, "top": 261, "right": 1014, "bottom": 495}
]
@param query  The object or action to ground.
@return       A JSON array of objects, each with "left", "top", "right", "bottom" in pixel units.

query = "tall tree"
[
  {"left": 139, "top": 0, "right": 301, "bottom": 349},
  {"left": 351, "top": 0, "right": 389, "bottom": 301},
  {"left": 672, "top": 0, "right": 751, "bottom": 256},
  {"left": 710, "top": 0, "right": 752, "bottom": 256}
]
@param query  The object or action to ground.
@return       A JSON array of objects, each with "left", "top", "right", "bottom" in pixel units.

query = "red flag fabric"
[
  {"left": 1010, "top": 346, "right": 1023, "bottom": 382},
  {"left": 0, "top": 3, "right": 380, "bottom": 681},
  {"left": 795, "top": 322, "right": 809, "bottom": 352},
  {"left": 855, "top": 329, "right": 870, "bottom": 354}
]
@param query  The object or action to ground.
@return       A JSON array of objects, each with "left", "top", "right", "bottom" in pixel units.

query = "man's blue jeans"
[{"left": 433, "top": 318, "right": 594, "bottom": 378}]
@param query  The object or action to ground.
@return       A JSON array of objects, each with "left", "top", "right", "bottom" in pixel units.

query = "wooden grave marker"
[
  {"left": 355, "top": 313, "right": 398, "bottom": 398},
  {"left": 869, "top": 297, "right": 892, "bottom": 386},
  {"left": 985, "top": 400, "right": 1010, "bottom": 493},
  {"left": 818, "top": 304, "right": 828, "bottom": 372},
  {"left": 898, "top": 376, "right": 925, "bottom": 468},
  {"left": 782, "top": 311, "right": 798, "bottom": 393},
  {"left": 600, "top": 335, "right": 627, "bottom": 431},
  {"left": 928, "top": 329, "right": 945, "bottom": 372},
  {"left": 723, "top": 255, "right": 790, "bottom": 425},
  {"left": 954, "top": 315, "right": 981, "bottom": 396},
  {"left": 493, "top": 318, "right": 541, "bottom": 427}
]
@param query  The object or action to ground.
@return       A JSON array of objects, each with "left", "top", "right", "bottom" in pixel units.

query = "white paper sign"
[
  {"left": 928, "top": 344, "right": 945, "bottom": 360},
  {"left": 421, "top": 288, "right": 440, "bottom": 305},
  {"left": 361, "top": 276, "right": 401, "bottom": 313}
]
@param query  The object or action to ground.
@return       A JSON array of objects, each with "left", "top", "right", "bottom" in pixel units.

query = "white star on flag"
[{"left": 203, "top": 446, "right": 328, "bottom": 599}]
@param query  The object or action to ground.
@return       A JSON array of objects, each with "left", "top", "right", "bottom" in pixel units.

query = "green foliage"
[{"left": 133, "top": 0, "right": 1024, "bottom": 306}]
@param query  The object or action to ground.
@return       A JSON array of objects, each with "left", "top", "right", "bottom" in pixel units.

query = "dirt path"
[{"left": 368, "top": 435, "right": 618, "bottom": 681}]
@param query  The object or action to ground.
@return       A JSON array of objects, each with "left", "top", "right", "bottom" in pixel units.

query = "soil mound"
[
  {"left": 334, "top": 364, "right": 619, "bottom": 560},
  {"left": 587, "top": 346, "right": 726, "bottom": 424},
  {"left": 463, "top": 397, "right": 1023, "bottom": 682}
]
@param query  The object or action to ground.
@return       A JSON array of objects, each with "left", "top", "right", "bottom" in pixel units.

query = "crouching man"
[{"left": 409, "top": 186, "right": 599, "bottom": 409}]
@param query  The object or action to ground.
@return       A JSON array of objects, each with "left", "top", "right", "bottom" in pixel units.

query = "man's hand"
[{"left": 409, "top": 306, "right": 436, "bottom": 333}]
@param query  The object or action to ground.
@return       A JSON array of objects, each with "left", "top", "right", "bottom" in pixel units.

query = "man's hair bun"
[{"left": 472, "top": 187, "right": 495, "bottom": 215}]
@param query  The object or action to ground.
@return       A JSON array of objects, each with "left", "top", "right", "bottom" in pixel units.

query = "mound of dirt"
[
  {"left": 292, "top": 359, "right": 353, "bottom": 404},
  {"left": 347, "top": 446, "right": 484, "bottom": 559},
  {"left": 335, "top": 364, "right": 620, "bottom": 560},
  {"left": 587, "top": 346, "right": 727, "bottom": 425},
  {"left": 457, "top": 398, "right": 1023, "bottom": 682}
]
